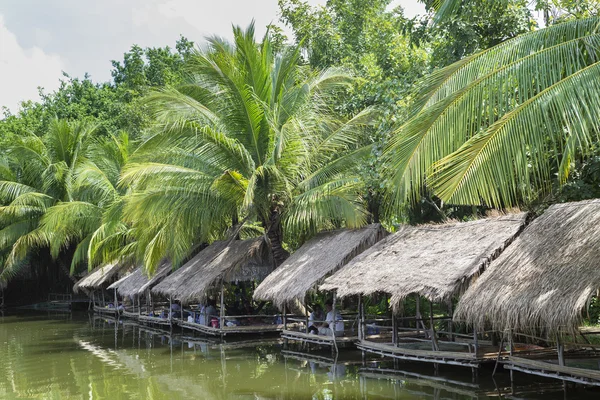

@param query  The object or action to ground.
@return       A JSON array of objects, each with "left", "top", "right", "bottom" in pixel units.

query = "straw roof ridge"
[
  {"left": 253, "top": 224, "right": 387, "bottom": 307},
  {"left": 107, "top": 261, "right": 171, "bottom": 297},
  {"left": 320, "top": 213, "right": 528, "bottom": 308},
  {"left": 73, "top": 263, "right": 123, "bottom": 293},
  {"left": 152, "top": 237, "right": 273, "bottom": 305},
  {"left": 454, "top": 199, "right": 600, "bottom": 334}
]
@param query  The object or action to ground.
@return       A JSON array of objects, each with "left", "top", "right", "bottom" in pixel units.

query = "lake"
[{"left": 0, "top": 311, "right": 597, "bottom": 399}]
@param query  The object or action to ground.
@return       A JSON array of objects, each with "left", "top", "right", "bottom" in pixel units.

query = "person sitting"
[
  {"left": 318, "top": 300, "right": 344, "bottom": 336},
  {"left": 307, "top": 304, "right": 324, "bottom": 334},
  {"left": 204, "top": 299, "right": 218, "bottom": 326}
]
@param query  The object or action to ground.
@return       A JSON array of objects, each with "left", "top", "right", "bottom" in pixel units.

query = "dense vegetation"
[{"left": 1, "top": 0, "right": 599, "bottom": 297}]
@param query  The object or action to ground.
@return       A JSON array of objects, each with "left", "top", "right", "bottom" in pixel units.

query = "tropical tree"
[
  {"left": 121, "top": 22, "right": 374, "bottom": 271},
  {"left": 384, "top": 16, "right": 600, "bottom": 210},
  {"left": 0, "top": 119, "right": 130, "bottom": 283}
]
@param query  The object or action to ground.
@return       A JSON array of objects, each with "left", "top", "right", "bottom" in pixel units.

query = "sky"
[{"left": 0, "top": 0, "right": 426, "bottom": 113}]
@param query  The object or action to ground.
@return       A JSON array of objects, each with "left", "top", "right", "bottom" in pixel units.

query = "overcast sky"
[{"left": 0, "top": 0, "right": 426, "bottom": 113}]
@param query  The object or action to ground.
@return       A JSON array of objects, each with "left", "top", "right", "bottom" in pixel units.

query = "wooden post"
[
  {"left": 557, "top": 334, "right": 565, "bottom": 366},
  {"left": 331, "top": 291, "right": 339, "bottom": 355},
  {"left": 283, "top": 304, "right": 287, "bottom": 330},
  {"left": 473, "top": 327, "right": 479, "bottom": 356},
  {"left": 137, "top": 296, "right": 141, "bottom": 316},
  {"left": 429, "top": 301, "right": 439, "bottom": 351},
  {"left": 358, "top": 296, "right": 363, "bottom": 341},
  {"left": 169, "top": 296, "right": 173, "bottom": 328},
  {"left": 448, "top": 301, "right": 454, "bottom": 342},
  {"left": 305, "top": 301, "right": 309, "bottom": 334},
  {"left": 114, "top": 289, "right": 118, "bottom": 314},
  {"left": 392, "top": 312, "right": 398, "bottom": 347},
  {"left": 101, "top": 290, "right": 105, "bottom": 307},
  {"left": 220, "top": 285, "right": 225, "bottom": 330}
]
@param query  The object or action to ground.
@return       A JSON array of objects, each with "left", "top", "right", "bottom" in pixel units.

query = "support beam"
[
  {"left": 557, "top": 334, "right": 565, "bottom": 367},
  {"left": 429, "top": 301, "right": 439, "bottom": 351},
  {"left": 358, "top": 296, "right": 363, "bottom": 341},
  {"left": 220, "top": 285, "right": 225, "bottom": 330}
]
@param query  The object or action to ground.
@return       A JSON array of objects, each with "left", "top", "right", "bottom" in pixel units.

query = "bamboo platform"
[
  {"left": 281, "top": 329, "right": 358, "bottom": 347},
  {"left": 358, "top": 340, "right": 483, "bottom": 367},
  {"left": 121, "top": 310, "right": 140, "bottom": 320},
  {"left": 138, "top": 314, "right": 173, "bottom": 327},
  {"left": 94, "top": 307, "right": 120, "bottom": 317},
  {"left": 504, "top": 356, "right": 600, "bottom": 387},
  {"left": 177, "top": 319, "right": 285, "bottom": 336}
]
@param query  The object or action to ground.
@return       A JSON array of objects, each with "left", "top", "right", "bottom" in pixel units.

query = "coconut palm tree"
[
  {"left": 384, "top": 16, "right": 600, "bottom": 209},
  {"left": 121, "top": 22, "right": 375, "bottom": 271},
  {"left": 0, "top": 120, "right": 130, "bottom": 283}
]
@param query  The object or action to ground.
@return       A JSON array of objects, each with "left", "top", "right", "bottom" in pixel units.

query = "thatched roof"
[
  {"left": 73, "top": 263, "right": 123, "bottom": 293},
  {"left": 320, "top": 213, "right": 528, "bottom": 308},
  {"left": 455, "top": 200, "right": 600, "bottom": 333},
  {"left": 152, "top": 237, "right": 273, "bottom": 304},
  {"left": 253, "top": 224, "right": 387, "bottom": 307},
  {"left": 107, "top": 261, "right": 171, "bottom": 297}
]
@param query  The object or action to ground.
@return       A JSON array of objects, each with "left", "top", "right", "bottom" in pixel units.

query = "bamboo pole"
[
  {"left": 473, "top": 327, "right": 479, "bottom": 356},
  {"left": 557, "top": 334, "right": 565, "bottom": 366},
  {"left": 283, "top": 304, "right": 287, "bottom": 330},
  {"left": 448, "top": 301, "right": 454, "bottom": 342},
  {"left": 220, "top": 285, "right": 225, "bottom": 329},
  {"left": 331, "top": 291, "right": 339, "bottom": 355},
  {"left": 358, "top": 296, "right": 363, "bottom": 341},
  {"left": 392, "top": 312, "right": 398, "bottom": 346},
  {"left": 429, "top": 301, "right": 439, "bottom": 351}
]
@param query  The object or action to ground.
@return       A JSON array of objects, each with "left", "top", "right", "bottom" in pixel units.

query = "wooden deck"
[
  {"left": 358, "top": 340, "right": 483, "bottom": 367},
  {"left": 94, "top": 307, "right": 119, "bottom": 316},
  {"left": 177, "top": 320, "right": 284, "bottom": 336},
  {"left": 138, "top": 314, "right": 173, "bottom": 327},
  {"left": 504, "top": 356, "right": 600, "bottom": 387},
  {"left": 281, "top": 330, "right": 358, "bottom": 347}
]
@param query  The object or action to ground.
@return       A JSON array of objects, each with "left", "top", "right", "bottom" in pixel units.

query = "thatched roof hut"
[
  {"left": 455, "top": 200, "right": 600, "bottom": 333},
  {"left": 152, "top": 237, "right": 273, "bottom": 305},
  {"left": 320, "top": 214, "right": 528, "bottom": 309},
  {"left": 253, "top": 224, "right": 387, "bottom": 307},
  {"left": 107, "top": 261, "right": 171, "bottom": 297},
  {"left": 73, "top": 263, "right": 123, "bottom": 293}
]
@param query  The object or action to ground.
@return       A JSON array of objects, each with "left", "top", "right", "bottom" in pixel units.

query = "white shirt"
[{"left": 326, "top": 310, "right": 344, "bottom": 332}]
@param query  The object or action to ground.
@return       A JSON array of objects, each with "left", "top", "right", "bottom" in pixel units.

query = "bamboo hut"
[
  {"left": 107, "top": 261, "right": 172, "bottom": 320},
  {"left": 73, "top": 263, "right": 125, "bottom": 316},
  {"left": 152, "top": 237, "right": 276, "bottom": 336},
  {"left": 320, "top": 213, "right": 528, "bottom": 367},
  {"left": 454, "top": 200, "right": 600, "bottom": 386},
  {"left": 253, "top": 224, "right": 387, "bottom": 349}
]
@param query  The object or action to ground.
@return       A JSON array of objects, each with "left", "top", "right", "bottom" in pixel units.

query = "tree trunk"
[{"left": 266, "top": 209, "right": 289, "bottom": 267}]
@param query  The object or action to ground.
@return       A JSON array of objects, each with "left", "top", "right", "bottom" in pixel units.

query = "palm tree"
[
  {"left": 384, "top": 16, "right": 600, "bottom": 209},
  {"left": 0, "top": 120, "right": 130, "bottom": 283},
  {"left": 121, "top": 23, "right": 374, "bottom": 271}
]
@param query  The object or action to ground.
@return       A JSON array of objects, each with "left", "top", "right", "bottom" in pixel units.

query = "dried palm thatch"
[
  {"left": 455, "top": 200, "right": 600, "bottom": 334},
  {"left": 152, "top": 237, "right": 273, "bottom": 305},
  {"left": 73, "top": 263, "right": 123, "bottom": 293},
  {"left": 253, "top": 224, "right": 387, "bottom": 307},
  {"left": 107, "top": 261, "right": 171, "bottom": 298},
  {"left": 320, "top": 213, "right": 528, "bottom": 309}
]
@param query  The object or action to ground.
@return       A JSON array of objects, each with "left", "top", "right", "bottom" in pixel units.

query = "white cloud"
[{"left": 0, "top": 14, "right": 64, "bottom": 113}]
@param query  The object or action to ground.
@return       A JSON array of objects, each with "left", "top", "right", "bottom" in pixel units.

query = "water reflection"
[{"left": 0, "top": 312, "right": 598, "bottom": 399}]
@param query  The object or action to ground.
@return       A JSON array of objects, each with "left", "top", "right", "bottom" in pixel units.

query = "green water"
[{"left": 0, "top": 311, "right": 596, "bottom": 399}]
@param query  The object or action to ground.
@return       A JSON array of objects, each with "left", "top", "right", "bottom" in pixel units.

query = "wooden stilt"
[
  {"left": 331, "top": 291, "right": 339, "bottom": 355},
  {"left": 392, "top": 312, "right": 398, "bottom": 347},
  {"left": 448, "top": 300, "right": 454, "bottom": 342},
  {"left": 557, "top": 334, "right": 565, "bottom": 366},
  {"left": 358, "top": 296, "right": 363, "bottom": 341},
  {"left": 220, "top": 285, "right": 225, "bottom": 339},
  {"left": 360, "top": 296, "right": 366, "bottom": 342},
  {"left": 429, "top": 301, "right": 439, "bottom": 351},
  {"left": 169, "top": 296, "right": 173, "bottom": 330}
]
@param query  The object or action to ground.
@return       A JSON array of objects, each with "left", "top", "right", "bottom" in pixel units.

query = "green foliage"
[
  {"left": 121, "top": 23, "right": 375, "bottom": 272},
  {"left": 384, "top": 17, "right": 600, "bottom": 210}
]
